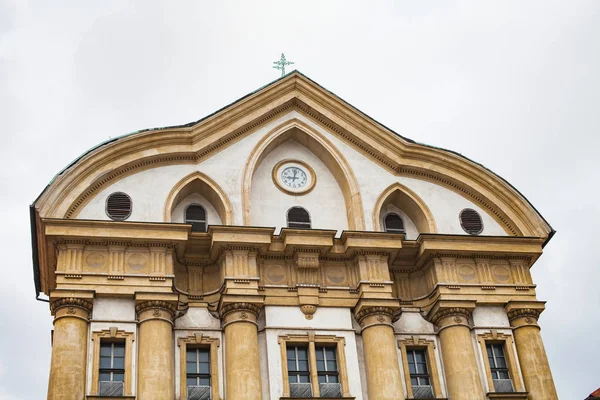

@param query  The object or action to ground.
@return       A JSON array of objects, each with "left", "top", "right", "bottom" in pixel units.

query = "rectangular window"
[
  {"left": 287, "top": 345, "right": 310, "bottom": 384},
  {"left": 486, "top": 343, "right": 514, "bottom": 392},
  {"left": 186, "top": 348, "right": 211, "bottom": 387},
  {"left": 98, "top": 341, "right": 125, "bottom": 396},
  {"left": 316, "top": 346, "right": 341, "bottom": 397},
  {"left": 407, "top": 349, "right": 434, "bottom": 399},
  {"left": 486, "top": 344, "right": 509, "bottom": 379}
]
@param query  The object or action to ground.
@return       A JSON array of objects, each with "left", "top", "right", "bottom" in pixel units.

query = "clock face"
[
  {"left": 281, "top": 167, "right": 308, "bottom": 189},
  {"left": 272, "top": 160, "right": 316, "bottom": 195}
]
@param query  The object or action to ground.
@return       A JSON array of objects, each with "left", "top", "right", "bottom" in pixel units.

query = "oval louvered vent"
[
  {"left": 287, "top": 207, "right": 311, "bottom": 229},
  {"left": 106, "top": 192, "right": 132, "bottom": 221},
  {"left": 185, "top": 204, "right": 207, "bottom": 232},
  {"left": 460, "top": 208, "right": 483, "bottom": 235},
  {"left": 384, "top": 213, "right": 405, "bottom": 233}
]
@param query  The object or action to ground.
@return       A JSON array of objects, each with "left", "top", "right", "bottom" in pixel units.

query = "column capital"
[
  {"left": 429, "top": 307, "right": 472, "bottom": 328},
  {"left": 220, "top": 302, "right": 262, "bottom": 325},
  {"left": 427, "top": 300, "right": 476, "bottom": 329},
  {"left": 505, "top": 301, "right": 545, "bottom": 328},
  {"left": 355, "top": 306, "right": 395, "bottom": 328},
  {"left": 136, "top": 300, "right": 177, "bottom": 324},
  {"left": 50, "top": 297, "right": 93, "bottom": 314}
]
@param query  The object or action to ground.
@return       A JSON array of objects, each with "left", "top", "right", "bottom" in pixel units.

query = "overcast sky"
[{"left": 1, "top": 1, "right": 598, "bottom": 399}]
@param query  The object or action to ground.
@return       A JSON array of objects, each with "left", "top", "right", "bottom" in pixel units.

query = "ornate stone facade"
[{"left": 31, "top": 72, "right": 557, "bottom": 399}]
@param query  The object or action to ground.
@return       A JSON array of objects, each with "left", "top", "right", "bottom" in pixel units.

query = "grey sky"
[{"left": 1, "top": 1, "right": 598, "bottom": 398}]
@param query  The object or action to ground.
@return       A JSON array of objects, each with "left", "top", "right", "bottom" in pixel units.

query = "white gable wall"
[{"left": 77, "top": 111, "right": 507, "bottom": 236}]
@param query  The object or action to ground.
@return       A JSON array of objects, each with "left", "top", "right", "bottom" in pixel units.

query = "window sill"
[{"left": 487, "top": 392, "right": 528, "bottom": 400}]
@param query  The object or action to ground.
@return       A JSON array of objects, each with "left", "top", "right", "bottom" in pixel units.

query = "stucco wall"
[{"left": 77, "top": 111, "right": 507, "bottom": 236}]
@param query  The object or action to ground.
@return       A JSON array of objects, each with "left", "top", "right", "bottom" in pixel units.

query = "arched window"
[
  {"left": 287, "top": 207, "right": 311, "bottom": 229},
  {"left": 384, "top": 213, "right": 405, "bottom": 234},
  {"left": 185, "top": 204, "right": 207, "bottom": 232}
]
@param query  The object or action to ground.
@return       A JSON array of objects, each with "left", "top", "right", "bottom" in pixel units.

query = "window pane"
[
  {"left": 317, "top": 360, "right": 325, "bottom": 371},
  {"left": 420, "top": 376, "right": 430, "bottom": 385},
  {"left": 496, "top": 357, "right": 507, "bottom": 368},
  {"left": 417, "top": 362, "right": 428, "bottom": 374},
  {"left": 100, "top": 344, "right": 112, "bottom": 357},
  {"left": 287, "top": 348, "right": 296, "bottom": 359},
  {"left": 199, "top": 377, "right": 211, "bottom": 386},
  {"left": 329, "top": 375, "right": 339, "bottom": 383},
  {"left": 99, "top": 373, "right": 110, "bottom": 381},
  {"left": 408, "top": 362, "right": 416, "bottom": 374},
  {"left": 187, "top": 377, "right": 197, "bottom": 386},
  {"left": 299, "top": 375, "right": 310, "bottom": 383},
  {"left": 316, "top": 348, "right": 324, "bottom": 360},
  {"left": 187, "top": 362, "right": 198, "bottom": 374},
  {"left": 493, "top": 344, "right": 504, "bottom": 357},
  {"left": 289, "top": 375, "right": 297, "bottom": 384},
  {"left": 288, "top": 360, "right": 296, "bottom": 372},
  {"left": 486, "top": 345, "right": 493, "bottom": 358},
  {"left": 488, "top": 356, "right": 496, "bottom": 368},
  {"left": 410, "top": 377, "right": 418, "bottom": 386},
  {"left": 415, "top": 351, "right": 425, "bottom": 363},
  {"left": 318, "top": 375, "right": 326, "bottom": 384},
  {"left": 99, "top": 356, "right": 111, "bottom": 369},
  {"left": 186, "top": 350, "right": 197, "bottom": 362},
  {"left": 297, "top": 347, "right": 308, "bottom": 359},
  {"left": 113, "top": 357, "right": 124, "bottom": 369},
  {"left": 199, "top": 350, "right": 210, "bottom": 362},
  {"left": 499, "top": 370, "right": 510, "bottom": 379},
  {"left": 298, "top": 360, "right": 309, "bottom": 371},
  {"left": 113, "top": 373, "right": 124, "bottom": 382},
  {"left": 113, "top": 343, "right": 125, "bottom": 357},
  {"left": 327, "top": 360, "right": 337, "bottom": 372},
  {"left": 199, "top": 362, "right": 210, "bottom": 374},
  {"left": 325, "top": 348, "right": 336, "bottom": 361}
]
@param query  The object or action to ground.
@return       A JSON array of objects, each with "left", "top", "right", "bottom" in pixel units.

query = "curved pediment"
[{"left": 33, "top": 71, "right": 552, "bottom": 240}]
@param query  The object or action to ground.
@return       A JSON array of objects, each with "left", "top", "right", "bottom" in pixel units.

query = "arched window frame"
[
  {"left": 287, "top": 206, "right": 312, "bottom": 229},
  {"left": 185, "top": 204, "right": 207, "bottom": 232},
  {"left": 383, "top": 213, "right": 405, "bottom": 234}
]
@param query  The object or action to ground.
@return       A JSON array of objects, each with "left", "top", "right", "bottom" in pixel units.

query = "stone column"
[
  {"left": 136, "top": 300, "right": 176, "bottom": 400},
  {"left": 221, "top": 302, "right": 263, "bottom": 400},
  {"left": 355, "top": 307, "right": 405, "bottom": 400},
  {"left": 507, "top": 307, "right": 558, "bottom": 400},
  {"left": 431, "top": 307, "right": 484, "bottom": 400},
  {"left": 47, "top": 297, "right": 93, "bottom": 400}
]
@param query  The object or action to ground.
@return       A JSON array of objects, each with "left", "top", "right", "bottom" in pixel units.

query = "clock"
[{"left": 272, "top": 159, "right": 316, "bottom": 195}]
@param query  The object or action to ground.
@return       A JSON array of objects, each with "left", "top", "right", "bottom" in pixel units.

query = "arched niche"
[
  {"left": 164, "top": 171, "right": 233, "bottom": 225},
  {"left": 374, "top": 182, "right": 437, "bottom": 236},
  {"left": 241, "top": 118, "right": 365, "bottom": 230}
]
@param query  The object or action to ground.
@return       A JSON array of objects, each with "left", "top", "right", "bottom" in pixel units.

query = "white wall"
[
  {"left": 251, "top": 139, "right": 348, "bottom": 234},
  {"left": 87, "top": 298, "right": 137, "bottom": 396},
  {"left": 77, "top": 111, "right": 508, "bottom": 236},
  {"left": 263, "top": 306, "right": 363, "bottom": 400}
]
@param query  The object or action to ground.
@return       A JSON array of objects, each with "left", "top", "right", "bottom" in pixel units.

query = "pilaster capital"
[
  {"left": 136, "top": 300, "right": 177, "bottom": 324},
  {"left": 50, "top": 297, "right": 93, "bottom": 319},
  {"left": 220, "top": 302, "right": 263, "bottom": 326},
  {"left": 505, "top": 301, "right": 545, "bottom": 328},
  {"left": 354, "top": 306, "right": 395, "bottom": 328}
]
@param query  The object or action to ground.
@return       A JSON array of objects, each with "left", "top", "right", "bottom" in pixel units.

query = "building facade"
[{"left": 31, "top": 72, "right": 558, "bottom": 400}]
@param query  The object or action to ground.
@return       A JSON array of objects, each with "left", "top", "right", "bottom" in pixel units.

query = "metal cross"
[{"left": 273, "top": 53, "right": 294, "bottom": 77}]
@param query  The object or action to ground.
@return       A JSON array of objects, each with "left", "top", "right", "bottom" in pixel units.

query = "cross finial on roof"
[{"left": 273, "top": 53, "right": 294, "bottom": 77}]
